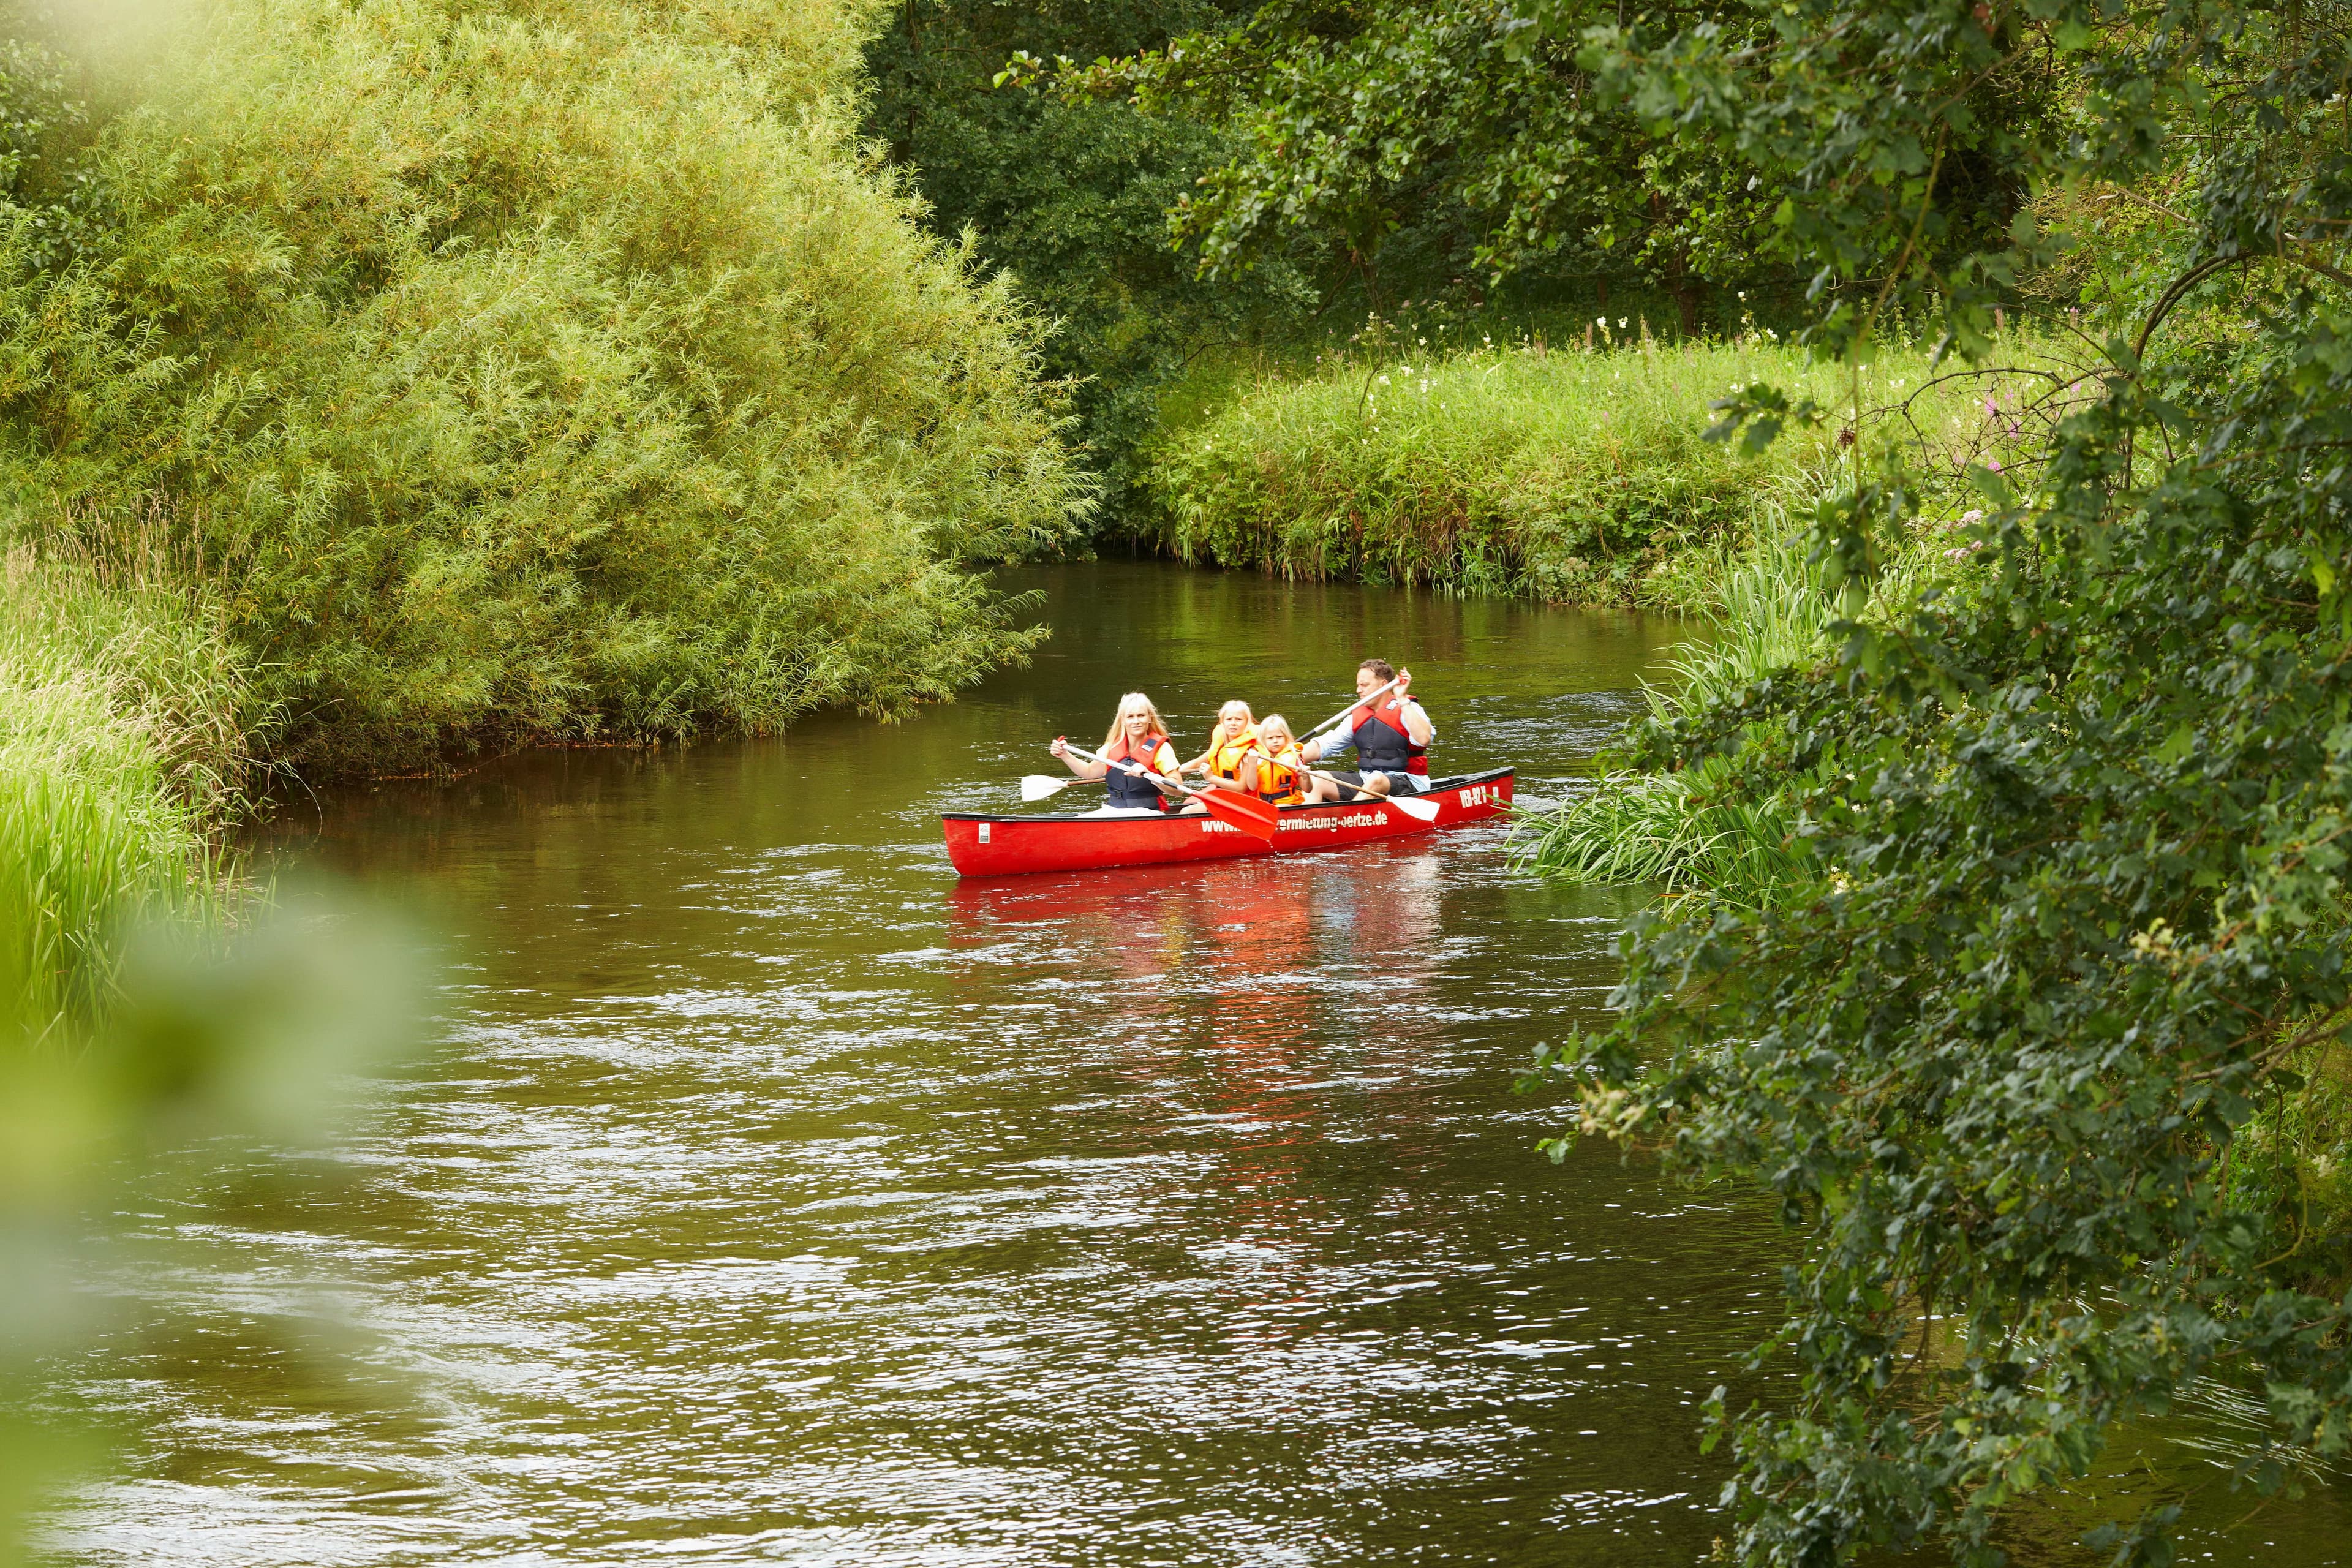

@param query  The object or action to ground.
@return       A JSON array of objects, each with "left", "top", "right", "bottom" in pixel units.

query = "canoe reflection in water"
[
  {"left": 946, "top": 843, "right": 1450, "bottom": 1234},
  {"left": 944, "top": 839, "right": 1447, "bottom": 1065}
]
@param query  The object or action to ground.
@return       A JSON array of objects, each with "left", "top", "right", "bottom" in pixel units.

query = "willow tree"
[{"left": 0, "top": 0, "right": 1088, "bottom": 770}]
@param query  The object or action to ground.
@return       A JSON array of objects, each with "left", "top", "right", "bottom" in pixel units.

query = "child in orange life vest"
[
  {"left": 1238, "top": 714, "right": 1315, "bottom": 806},
  {"left": 1182, "top": 701, "right": 1259, "bottom": 791},
  {"left": 1049, "top": 692, "right": 1185, "bottom": 815}
]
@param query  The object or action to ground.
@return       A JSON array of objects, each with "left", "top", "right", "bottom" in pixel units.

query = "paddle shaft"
[
  {"left": 1058, "top": 741, "right": 1194, "bottom": 799},
  {"left": 1298, "top": 676, "right": 1405, "bottom": 742},
  {"left": 1060, "top": 741, "right": 1280, "bottom": 840}
]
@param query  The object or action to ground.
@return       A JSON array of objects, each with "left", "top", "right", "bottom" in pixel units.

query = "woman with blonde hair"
[{"left": 1050, "top": 692, "right": 1186, "bottom": 815}]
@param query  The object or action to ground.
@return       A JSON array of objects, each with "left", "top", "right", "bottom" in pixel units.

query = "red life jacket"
[
  {"left": 1102, "top": 731, "right": 1174, "bottom": 810},
  {"left": 1347, "top": 693, "right": 1428, "bottom": 775}
]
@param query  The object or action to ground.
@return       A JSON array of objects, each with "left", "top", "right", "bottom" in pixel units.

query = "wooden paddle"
[
  {"left": 1238, "top": 745, "right": 1442, "bottom": 823},
  {"left": 1024, "top": 742, "right": 1283, "bottom": 843}
]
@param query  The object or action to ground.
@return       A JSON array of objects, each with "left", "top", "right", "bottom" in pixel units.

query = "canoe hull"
[{"left": 942, "top": 768, "right": 1514, "bottom": 878}]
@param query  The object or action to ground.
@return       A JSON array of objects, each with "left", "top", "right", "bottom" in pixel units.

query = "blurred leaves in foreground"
[{"left": 0, "top": 893, "right": 425, "bottom": 1567}]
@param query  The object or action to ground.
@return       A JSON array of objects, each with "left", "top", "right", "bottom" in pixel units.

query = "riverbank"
[
  {"left": 1143, "top": 332, "right": 1939, "bottom": 607},
  {"left": 1139, "top": 321, "right": 2082, "bottom": 610},
  {"left": 0, "top": 541, "right": 252, "bottom": 1036}
]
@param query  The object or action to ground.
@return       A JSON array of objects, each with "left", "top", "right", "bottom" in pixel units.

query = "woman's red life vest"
[
  {"left": 1102, "top": 731, "right": 1174, "bottom": 810},
  {"left": 1346, "top": 692, "right": 1428, "bottom": 775}
]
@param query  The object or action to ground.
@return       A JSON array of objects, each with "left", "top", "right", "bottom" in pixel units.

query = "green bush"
[{"left": 1, "top": 0, "right": 1089, "bottom": 772}]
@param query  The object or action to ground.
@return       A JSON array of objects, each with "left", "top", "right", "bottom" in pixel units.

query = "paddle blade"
[
  {"left": 1019, "top": 774, "right": 1070, "bottom": 803},
  {"left": 1385, "top": 791, "right": 1442, "bottom": 823},
  {"left": 1197, "top": 787, "right": 1281, "bottom": 843}
]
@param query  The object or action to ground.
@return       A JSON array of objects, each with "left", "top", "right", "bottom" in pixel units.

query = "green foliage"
[
  {"left": 0, "top": 1, "right": 102, "bottom": 269},
  {"left": 1031, "top": 0, "right": 2043, "bottom": 333},
  {"left": 0, "top": 0, "right": 1088, "bottom": 772},
  {"left": 1491, "top": 0, "right": 2352, "bottom": 1560},
  {"left": 1513, "top": 521, "right": 1837, "bottom": 901},
  {"left": 864, "top": 0, "right": 1317, "bottom": 515},
  {"left": 1515, "top": 488, "right": 1962, "bottom": 905},
  {"left": 1148, "top": 330, "right": 1921, "bottom": 600}
]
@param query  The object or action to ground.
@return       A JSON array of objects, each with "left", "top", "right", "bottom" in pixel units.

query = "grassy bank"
[
  {"left": 0, "top": 538, "right": 253, "bottom": 1038},
  {"left": 1144, "top": 320, "right": 2075, "bottom": 606},
  {"left": 1509, "top": 485, "right": 1947, "bottom": 903},
  {"left": 1145, "top": 332, "right": 1869, "bottom": 603}
]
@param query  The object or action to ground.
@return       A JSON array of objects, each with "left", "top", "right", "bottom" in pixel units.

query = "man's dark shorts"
[{"left": 1322, "top": 769, "right": 1422, "bottom": 794}]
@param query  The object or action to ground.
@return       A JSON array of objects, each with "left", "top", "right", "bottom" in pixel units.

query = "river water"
[{"left": 60, "top": 565, "right": 2350, "bottom": 1565}]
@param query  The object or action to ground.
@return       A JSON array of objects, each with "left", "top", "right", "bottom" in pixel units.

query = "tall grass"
[
  {"left": 1146, "top": 332, "right": 1902, "bottom": 602},
  {"left": 2, "top": 0, "right": 1090, "bottom": 773},
  {"left": 1147, "top": 317, "right": 2080, "bottom": 607},
  {"left": 1510, "top": 519, "right": 1857, "bottom": 904},
  {"left": 0, "top": 539, "right": 253, "bottom": 1038}
]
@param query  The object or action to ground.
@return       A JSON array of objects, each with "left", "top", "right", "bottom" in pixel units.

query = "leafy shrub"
[{"left": 1, "top": 0, "right": 1089, "bottom": 772}]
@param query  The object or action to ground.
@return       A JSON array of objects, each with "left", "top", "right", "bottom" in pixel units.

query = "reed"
[{"left": 1509, "top": 513, "right": 1850, "bottom": 903}]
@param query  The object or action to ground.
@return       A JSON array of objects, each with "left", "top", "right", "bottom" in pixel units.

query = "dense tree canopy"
[
  {"left": 1497, "top": 0, "right": 2352, "bottom": 1560},
  {"left": 1020, "top": 0, "right": 2046, "bottom": 333},
  {"left": 864, "top": 0, "right": 1322, "bottom": 512},
  {"left": 1028, "top": 0, "right": 2352, "bottom": 1555}
]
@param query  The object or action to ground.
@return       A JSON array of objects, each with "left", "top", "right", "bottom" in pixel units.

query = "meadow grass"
[
  {"left": 1145, "top": 317, "right": 2078, "bottom": 608},
  {"left": 1144, "top": 333, "right": 1868, "bottom": 602}
]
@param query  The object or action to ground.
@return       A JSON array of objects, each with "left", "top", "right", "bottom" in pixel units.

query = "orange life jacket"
[
  {"left": 1205, "top": 725, "right": 1260, "bottom": 783},
  {"left": 1248, "top": 742, "right": 1308, "bottom": 806},
  {"left": 1102, "top": 731, "right": 1174, "bottom": 810}
]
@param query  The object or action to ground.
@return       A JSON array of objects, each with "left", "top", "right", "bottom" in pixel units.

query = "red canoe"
[{"left": 942, "top": 767, "right": 1515, "bottom": 877}]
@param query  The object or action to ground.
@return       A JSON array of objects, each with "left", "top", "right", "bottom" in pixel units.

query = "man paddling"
[{"left": 1298, "top": 658, "right": 1434, "bottom": 797}]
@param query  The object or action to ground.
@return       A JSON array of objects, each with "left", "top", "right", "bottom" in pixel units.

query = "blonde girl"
[
  {"left": 1183, "top": 700, "right": 1259, "bottom": 787},
  {"left": 1236, "top": 714, "right": 1325, "bottom": 806}
]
